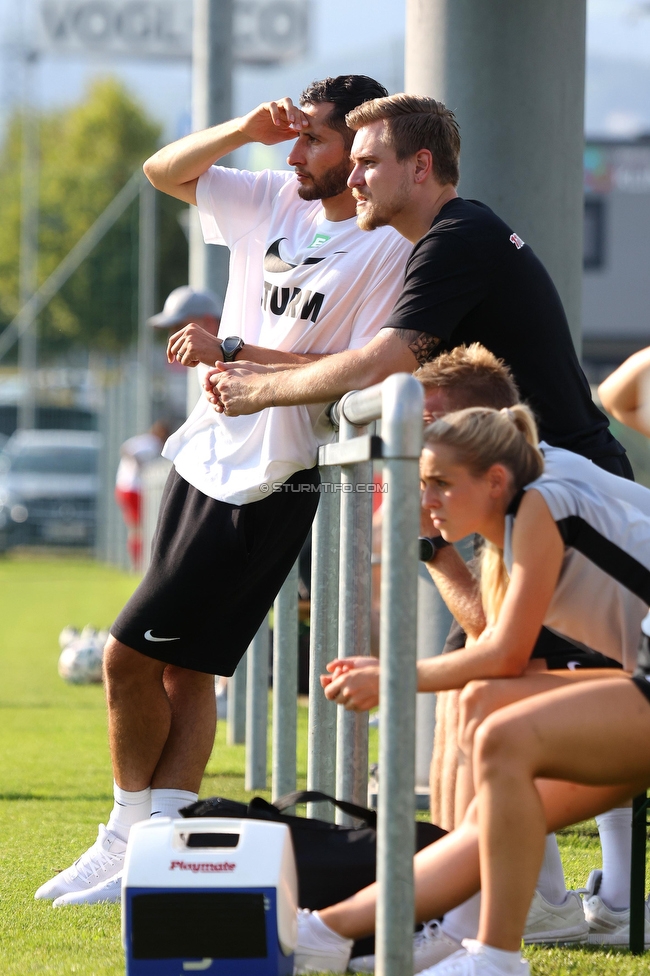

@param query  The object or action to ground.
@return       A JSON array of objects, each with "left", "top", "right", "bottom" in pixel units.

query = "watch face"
[{"left": 222, "top": 337, "right": 243, "bottom": 360}]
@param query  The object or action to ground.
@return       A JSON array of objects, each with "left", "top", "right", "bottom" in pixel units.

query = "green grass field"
[{"left": 0, "top": 555, "right": 648, "bottom": 974}]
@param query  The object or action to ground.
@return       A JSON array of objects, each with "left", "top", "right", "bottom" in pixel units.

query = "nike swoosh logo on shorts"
[
  {"left": 144, "top": 630, "right": 180, "bottom": 642},
  {"left": 567, "top": 661, "right": 582, "bottom": 670}
]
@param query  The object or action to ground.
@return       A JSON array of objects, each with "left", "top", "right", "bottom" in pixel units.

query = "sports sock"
[
  {"left": 465, "top": 940, "right": 523, "bottom": 974},
  {"left": 441, "top": 892, "right": 481, "bottom": 941},
  {"left": 536, "top": 833, "right": 568, "bottom": 905},
  {"left": 106, "top": 783, "right": 151, "bottom": 842},
  {"left": 150, "top": 788, "right": 198, "bottom": 820},
  {"left": 595, "top": 806, "right": 632, "bottom": 911}
]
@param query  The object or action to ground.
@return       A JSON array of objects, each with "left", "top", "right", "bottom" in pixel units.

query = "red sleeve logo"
[{"left": 509, "top": 233, "right": 525, "bottom": 249}]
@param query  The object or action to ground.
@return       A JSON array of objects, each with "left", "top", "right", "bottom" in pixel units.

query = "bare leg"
[
  {"left": 104, "top": 637, "right": 216, "bottom": 793},
  {"left": 319, "top": 821, "right": 483, "bottom": 939},
  {"left": 473, "top": 678, "right": 650, "bottom": 951},
  {"left": 153, "top": 664, "right": 216, "bottom": 791},
  {"left": 318, "top": 679, "right": 646, "bottom": 945},
  {"left": 430, "top": 690, "right": 460, "bottom": 831},
  {"left": 318, "top": 776, "right": 636, "bottom": 941}
]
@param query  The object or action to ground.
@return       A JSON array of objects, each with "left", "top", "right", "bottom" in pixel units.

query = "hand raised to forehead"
[{"left": 240, "top": 98, "right": 310, "bottom": 146}]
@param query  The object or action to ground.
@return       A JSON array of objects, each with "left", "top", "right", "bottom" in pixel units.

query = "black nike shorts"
[
  {"left": 442, "top": 618, "right": 622, "bottom": 670},
  {"left": 111, "top": 466, "right": 320, "bottom": 675}
]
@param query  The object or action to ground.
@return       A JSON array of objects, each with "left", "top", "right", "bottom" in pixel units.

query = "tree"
[{"left": 0, "top": 77, "right": 189, "bottom": 358}]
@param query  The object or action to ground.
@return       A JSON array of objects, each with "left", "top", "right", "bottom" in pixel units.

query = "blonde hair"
[
  {"left": 416, "top": 343, "right": 519, "bottom": 410},
  {"left": 423, "top": 404, "right": 544, "bottom": 626}
]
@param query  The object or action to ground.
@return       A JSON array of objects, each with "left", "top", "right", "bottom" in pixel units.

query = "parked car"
[{"left": 0, "top": 429, "right": 100, "bottom": 550}]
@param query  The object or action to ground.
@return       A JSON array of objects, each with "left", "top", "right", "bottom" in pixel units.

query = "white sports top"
[
  {"left": 504, "top": 444, "right": 650, "bottom": 671},
  {"left": 163, "top": 167, "right": 411, "bottom": 505}
]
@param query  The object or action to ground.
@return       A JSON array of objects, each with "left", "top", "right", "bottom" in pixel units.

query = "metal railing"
[{"left": 234, "top": 372, "right": 424, "bottom": 975}]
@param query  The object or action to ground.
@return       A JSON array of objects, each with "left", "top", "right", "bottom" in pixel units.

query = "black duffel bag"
[{"left": 181, "top": 789, "right": 447, "bottom": 958}]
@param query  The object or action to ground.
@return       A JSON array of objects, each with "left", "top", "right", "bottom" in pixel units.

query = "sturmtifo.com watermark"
[{"left": 259, "top": 482, "right": 387, "bottom": 494}]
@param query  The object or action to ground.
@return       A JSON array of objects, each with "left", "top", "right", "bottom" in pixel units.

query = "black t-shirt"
[{"left": 383, "top": 198, "right": 621, "bottom": 459}]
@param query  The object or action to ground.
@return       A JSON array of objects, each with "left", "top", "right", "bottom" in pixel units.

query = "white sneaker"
[
  {"left": 581, "top": 869, "right": 650, "bottom": 945},
  {"left": 523, "top": 889, "right": 588, "bottom": 944},
  {"left": 350, "top": 919, "right": 462, "bottom": 973},
  {"left": 416, "top": 940, "right": 529, "bottom": 976},
  {"left": 293, "top": 908, "right": 354, "bottom": 974},
  {"left": 53, "top": 871, "right": 122, "bottom": 906},
  {"left": 34, "top": 825, "right": 126, "bottom": 900}
]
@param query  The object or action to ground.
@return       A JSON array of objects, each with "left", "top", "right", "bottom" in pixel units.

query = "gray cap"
[{"left": 148, "top": 286, "right": 224, "bottom": 329}]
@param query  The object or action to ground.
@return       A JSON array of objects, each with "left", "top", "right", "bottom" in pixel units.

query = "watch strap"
[{"left": 418, "top": 535, "right": 451, "bottom": 562}]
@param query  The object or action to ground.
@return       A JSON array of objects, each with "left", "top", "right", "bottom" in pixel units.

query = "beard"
[
  {"left": 356, "top": 201, "right": 392, "bottom": 231},
  {"left": 296, "top": 157, "right": 352, "bottom": 201},
  {"left": 355, "top": 174, "right": 411, "bottom": 231}
]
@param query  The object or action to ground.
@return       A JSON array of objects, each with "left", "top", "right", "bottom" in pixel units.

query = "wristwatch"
[
  {"left": 418, "top": 535, "right": 451, "bottom": 562},
  {"left": 221, "top": 336, "right": 245, "bottom": 362}
]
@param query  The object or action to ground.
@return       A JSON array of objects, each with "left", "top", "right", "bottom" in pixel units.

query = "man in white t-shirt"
[{"left": 35, "top": 75, "right": 412, "bottom": 907}]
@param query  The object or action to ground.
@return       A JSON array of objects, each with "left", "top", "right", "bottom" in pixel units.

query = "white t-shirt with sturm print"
[{"left": 163, "top": 166, "right": 411, "bottom": 505}]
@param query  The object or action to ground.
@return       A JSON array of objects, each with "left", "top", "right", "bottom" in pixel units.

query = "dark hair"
[
  {"left": 300, "top": 75, "right": 389, "bottom": 149},
  {"left": 416, "top": 344, "right": 519, "bottom": 410},
  {"left": 346, "top": 93, "right": 461, "bottom": 186}
]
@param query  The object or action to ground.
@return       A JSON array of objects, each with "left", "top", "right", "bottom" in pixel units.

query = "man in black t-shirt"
[{"left": 209, "top": 93, "right": 630, "bottom": 476}]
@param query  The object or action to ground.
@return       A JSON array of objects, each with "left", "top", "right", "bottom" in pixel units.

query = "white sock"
[
  {"left": 595, "top": 807, "right": 632, "bottom": 911},
  {"left": 150, "top": 788, "right": 198, "bottom": 820},
  {"left": 465, "top": 940, "right": 522, "bottom": 974},
  {"left": 311, "top": 911, "right": 352, "bottom": 946},
  {"left": 536, "top": 833, "right": 568, "bottom": 905},
  {"left": 106, "top": 783, "right": 151, "bottom": 842},
  {"left": 441, "top": 892, "right": 481, "bottom": 941}
]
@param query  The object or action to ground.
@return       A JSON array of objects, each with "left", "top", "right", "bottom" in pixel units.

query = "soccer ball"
[
  {"left": 58, "top": 625, "right": 79, "bottom": 650},
  {"left": 58, "top": 635, "right": 104, "bottom": 684}
]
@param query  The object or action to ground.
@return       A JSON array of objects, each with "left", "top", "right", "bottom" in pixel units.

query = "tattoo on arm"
[{"left": 395, "top": 329, "right": 444, "bottom": 366}]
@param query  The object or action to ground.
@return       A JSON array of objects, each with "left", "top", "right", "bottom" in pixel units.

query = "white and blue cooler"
[{"left": 122, "top": 817, "right": 298, "bottom": 976}]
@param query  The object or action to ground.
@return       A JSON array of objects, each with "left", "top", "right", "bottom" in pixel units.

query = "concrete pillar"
[{"left": 405, "top": 0, "right": 586, "bottom": 351}]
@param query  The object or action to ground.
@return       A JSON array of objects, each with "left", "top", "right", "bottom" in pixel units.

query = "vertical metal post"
[
  {"left": 245, "top": 616, "right": 270, "bottom": 791},
  {"left": 136, "top": 179, "right": 156, "bottom": 433},
  {"left": 415, "top": 565, "right": 452, "bottom": 793},
  {"left": 227, "top": 654, "right": 247, "bottom": 746},
  {"left": 376, "top": 374, "right": 423, "bottom": 976},
  {"left": 335, "top": 413, "right": 373, "bottom": 823},
  {"left": 307, "top": 479, "right": 340, "bottom": 821},
  {"left": 117, "top": 360, "right": 137, "bottom": 570},
  {"left": 17, "top": 52, "right": 39, "bottom": 431},
  {"left": 629, "top": 792, "right": 648, "bottom": 954},
  {"left": 188, "top": 0, "right": 232, "bottom": 417},
  {"left": 272, "top": 561, "right": 299, "bottom": 804},
  {"left": 95, "top": 361, "right": 112, "bottom": 563}
]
